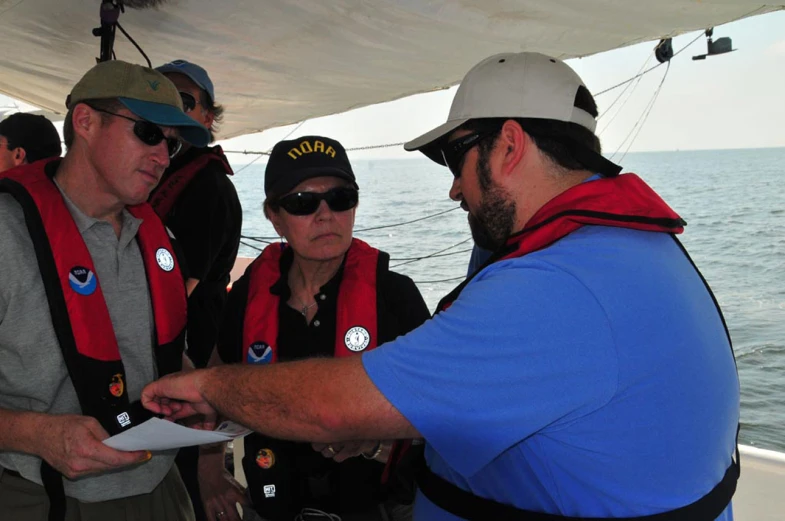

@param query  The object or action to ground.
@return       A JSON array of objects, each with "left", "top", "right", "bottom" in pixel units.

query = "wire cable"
[
  {"left": 354, "top": 206, "right": 462, "bottom": 232},
  {"left": 610, "top": 61, "right": 671, "bottom": 162},
  {"left": 391, "top": 248, "right": 473, "bottom": 261},
  {"left": 413, "top": 275, "right": 465, "bottom": 284},
  {"left": 233, "top": 120, "right": 307, "bottom": 175},
  {"left": 597, "top": 52, "right": 652, "bottom": 128},
  {"left": 116, "top": 21, "right": 151, "bottom": 68},
  {"left": 594, "top": 31, "right": 704, "bottom": 98},
  {"left": 391, "top": 237, "right": 473, "bottom": 269}
]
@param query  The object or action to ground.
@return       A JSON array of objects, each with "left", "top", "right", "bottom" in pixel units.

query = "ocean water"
[{"left": 229, "top": 147, "right": 785, "bottom": 453}]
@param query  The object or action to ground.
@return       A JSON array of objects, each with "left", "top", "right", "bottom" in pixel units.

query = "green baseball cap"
[{"left": 66, "top": 60, "right": 210, "bottom": 147}]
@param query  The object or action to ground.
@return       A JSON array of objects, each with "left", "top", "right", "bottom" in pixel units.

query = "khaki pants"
[{"left": 0, "top": 467, "right": 195, "bottom": 521}]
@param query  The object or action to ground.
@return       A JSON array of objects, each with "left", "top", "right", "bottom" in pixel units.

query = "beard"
[
  {"left": 467, "top": 149, "right": 517, "bottom": 251},
  {"left": 468, "top": 187, "right": 516, "bottom": 251}
]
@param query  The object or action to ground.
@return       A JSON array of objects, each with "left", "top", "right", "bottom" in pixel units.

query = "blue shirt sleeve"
[{"left": 363, "top": 258, "right": 619, "bottom": 478}]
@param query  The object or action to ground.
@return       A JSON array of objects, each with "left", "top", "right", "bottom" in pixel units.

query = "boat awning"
[{"left": 0, "top": 1, "right": 781, "bottom": 138}]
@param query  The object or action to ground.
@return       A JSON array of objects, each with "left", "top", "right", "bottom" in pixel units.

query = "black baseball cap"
[
  {"left": 265, "top": 135, "right": 358, "bottom": 198},
  {"left": 0, "top": 113, "right": 62, "bottom": 162}
]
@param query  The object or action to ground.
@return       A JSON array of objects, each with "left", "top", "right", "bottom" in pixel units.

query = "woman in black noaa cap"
[{"left": 199, "top": 135, "right": 429, "bottom": 521}]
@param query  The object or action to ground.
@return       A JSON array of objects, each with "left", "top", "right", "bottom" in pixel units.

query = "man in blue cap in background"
[
  {"left": 0, "top": 60, "right": 210, "bottom": 521},
  {"left": 151, "top": 59, "right": 243, "bottom": 521}
]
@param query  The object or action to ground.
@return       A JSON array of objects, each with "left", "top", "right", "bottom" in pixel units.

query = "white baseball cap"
[{"left": 405, "top": 52, "right": 620, "bottom": 175}]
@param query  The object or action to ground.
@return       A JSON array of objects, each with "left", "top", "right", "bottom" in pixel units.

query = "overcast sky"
[{"left": 218, "top": 10, "right": 785, "bottom": 161}]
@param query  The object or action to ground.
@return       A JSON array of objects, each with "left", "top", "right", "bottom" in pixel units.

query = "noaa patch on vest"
[
  {"left": 155, "top": 248, "right": 175, "bottom": 272},
  {"left": 109, "top": 373, "right": 125, "bottom": 398},
  {"left": 344, "top": 326, "right": 370, "bottom": 352},
  {"left": 248, "top": 342, "right": 273, "bottom": 364},
  {"left": 256, "top": 448, "right": 275, "bottom": 469},
  {"left": 68, "top": 266, "right": 97, "bottom": 296}
]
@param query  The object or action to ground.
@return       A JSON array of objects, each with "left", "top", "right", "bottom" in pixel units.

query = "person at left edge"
[
  {"left": 0, "top": 60, "right": 209, "bottom": 521},
  {"left": 151, "top": 59, "right": 242, "bottom": 521},
  {"left": 0, "top": 112, "right": 62, "bottom": 173}
]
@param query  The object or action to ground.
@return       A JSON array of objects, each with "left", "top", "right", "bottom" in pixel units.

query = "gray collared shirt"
[{"left": 0, "top": 181, "right": 176, "bottom": 502}]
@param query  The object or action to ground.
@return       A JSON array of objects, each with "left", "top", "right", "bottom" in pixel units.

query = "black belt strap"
[
  {"left": 40, "top": 461, "right": 66, "bottom": 521},
  {"left": 416, "top": 446, "right": 738, "bottom": 521}
]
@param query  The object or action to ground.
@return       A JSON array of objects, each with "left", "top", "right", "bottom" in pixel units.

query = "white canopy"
[{"left": 0, "top": 1, "right": 781, "bottom": 138}]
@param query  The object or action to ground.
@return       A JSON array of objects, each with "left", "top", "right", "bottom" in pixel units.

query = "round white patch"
[
  {"left": 344, "top": 326, "right": 370, "bottom": 352},
  {"left": 155, "top": 248, "right": 175, "bottom": 272}
]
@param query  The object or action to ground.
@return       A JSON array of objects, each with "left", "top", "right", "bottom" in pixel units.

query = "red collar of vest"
[
  {"left": 502, "top": 173, "right": 684, "bottom": 259},
  {"left": 438, "top": 174, "right": 684, "bottom": 312},
  {"left": 242, "top": 238, "right": 382, "bottom": 364},
  {"left": 150, "top": 145, "right": 234, "bottom": 218},
  {"left": 0, "top": 159, "right": 186, "bottom": 433}
]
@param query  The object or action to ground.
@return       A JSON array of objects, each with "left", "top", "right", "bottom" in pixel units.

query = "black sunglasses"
[
  {"left": 441, "top": 129, "right": 498, "bottom": 178},
  {"left": 91, "top": 107, "right": 182, "bottom": 158},
  {"left": 274, "top": 186, "right": 359, "bottom": 216},
  {"left": 179, "top": 92, "right": 197, "bottom": 113}
]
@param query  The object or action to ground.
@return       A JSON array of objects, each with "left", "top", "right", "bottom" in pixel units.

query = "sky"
[
  {"left": 216, "top": 9, "right": 785, "bottom": 162},
  {"left": 2, "top": 10, "right": 783, "bottom": 162}
]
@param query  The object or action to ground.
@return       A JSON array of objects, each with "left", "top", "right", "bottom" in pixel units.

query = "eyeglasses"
[
  {"left": 179, "top": 92, "right": 197, "bottom": 113},
  {"left": 273, "top": 186, "right": 359, "bottom": 216},
  {"left": 441, "top": 129, "right": 498, "bottom": 178},
  {"left": 91, "top": 107, "right": 182, "bottom": 158}
]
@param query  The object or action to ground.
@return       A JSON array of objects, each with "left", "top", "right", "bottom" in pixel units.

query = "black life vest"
[
  {"left": 149, "top": 145, "right": 233, "bottom": 220},
  {"left": 420, "top": 174, "right": 739, "bottom": 521},
  {"left": 0, "top": 159, "right": 187, "bottom": 521}
]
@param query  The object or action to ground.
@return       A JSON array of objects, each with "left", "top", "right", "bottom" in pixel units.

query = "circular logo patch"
[
  {"left": 155, "top": 248, "right": 175, "bottom": 272},
  {"left": 247, "top": 342, "right": 273, "bottom": 365},
  {"left": 109, "top": 373, "right": 125, "bottom": 398},
  {"left": 256, "top": 448, "right": 275, "bottom": 469},
  {"left": 344, "top": 326, "right": 370, "bottom": 352},
  {"left": 68, "top": 266, "right": 97, "bottom": 296}
]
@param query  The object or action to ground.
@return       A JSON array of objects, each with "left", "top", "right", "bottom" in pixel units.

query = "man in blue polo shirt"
[{"left": 142, "top": 52, "right": 740, "bottom": 520}]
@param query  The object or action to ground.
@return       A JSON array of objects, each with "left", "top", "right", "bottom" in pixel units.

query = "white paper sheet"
[{"left": 104, "top": 418, "right": 250, "bottom": 452}]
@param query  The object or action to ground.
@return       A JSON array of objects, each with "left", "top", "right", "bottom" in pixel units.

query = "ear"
[
  {"left": 71, "top": 103, "right": 101, "bottom": 144},
  {"left": 266, "top": 207, "right": 286, "bottom": 238},
  {"left": 202, "top": 109, "right": 215, "bottom": 130},
  {"left": 498, "top": 119, "right": 527, "bottom": 177},
  {"left": 13, "top": 147, "right": 26, "bottom": 166}
]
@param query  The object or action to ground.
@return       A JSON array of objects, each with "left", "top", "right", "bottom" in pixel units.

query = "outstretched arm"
[{"left": 143, "top": 356, "right": 419, "bottom": 443}]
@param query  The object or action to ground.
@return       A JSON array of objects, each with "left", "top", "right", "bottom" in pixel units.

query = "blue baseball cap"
[{"left": 155, "top": 60, "right": 215, "bottom": 103}]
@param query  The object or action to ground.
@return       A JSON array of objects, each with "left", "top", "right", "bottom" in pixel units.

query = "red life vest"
[
  {"left": 437, "top": 173, "right": 685, "bottom": 312},
  {"left": 0, "top": 158, "right": 187, "bottom": 434},
  {"left": 242, "top": 238, "right": 381, "bottom": 364},
  {"left": 149, "top": 145, "right": 234, "bottom": 219}
]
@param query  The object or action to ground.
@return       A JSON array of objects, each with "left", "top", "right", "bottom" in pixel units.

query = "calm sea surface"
[{"left": 229, "top": 147, "right": 785, "bottom": 453}]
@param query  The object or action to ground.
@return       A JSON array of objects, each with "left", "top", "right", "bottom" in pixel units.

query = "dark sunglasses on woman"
[
  {"left": 273, "top": 186, "right": 359, "bottom": 216},
  {"left": 90, "top": 107, "right": 182, "bottom": 158}
]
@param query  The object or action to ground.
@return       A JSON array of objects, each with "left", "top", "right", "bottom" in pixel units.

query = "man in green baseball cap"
[{"left": 0, "top": 60, "right": 204, "bottom": 521}]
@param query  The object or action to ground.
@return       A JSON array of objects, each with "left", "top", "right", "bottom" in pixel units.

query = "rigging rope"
[
  {"left": 233, "top": 120, "right": 307, "bottom": 175},
  {"left": 391, "top": 237, "right": 473, "bottom": 269},
  {"left": 610, "top": 61, "right": 671, "bottom": 162},
  {"left": 239, "top": 205, "right": 463, "bottom": 243},
  {"left": 355, "top": 206, "right": 461, "bottom": 232},
  {"left": 597, "top": 53, "right": 652, "bottom": 131},
  {"left": 595, "top": 31, "right": 704, "bottom": 97}
]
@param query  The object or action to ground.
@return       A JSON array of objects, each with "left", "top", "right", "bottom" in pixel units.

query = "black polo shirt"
[
  {"left": 155, "top": 146, "right": 242, "bottom": 367},
  {"left": 218, "top": 246, "right": 430, "bottom": 364}
]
